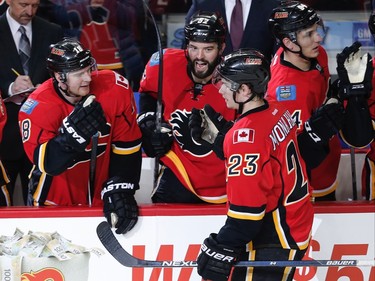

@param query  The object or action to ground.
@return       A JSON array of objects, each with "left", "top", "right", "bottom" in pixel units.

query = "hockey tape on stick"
[
  {"left": 96, "top": 222, "right": 375, "bottom": 268},
  {"left": 83, "top": 94, "right": 96, "bottom": 107}
]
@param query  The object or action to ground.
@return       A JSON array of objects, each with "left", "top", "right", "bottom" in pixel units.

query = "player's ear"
[
  {"left": 283, "top": 37, "right": 296, "bottom": 51},
  {"left": 55, "top": 73, "right": 68, "bottom": 90},
  {"left": 240, "top": 84, "right": 251, "bottom": 98},
  {"left": 54, "top": 72, "right": 63, "bottom": 83}
]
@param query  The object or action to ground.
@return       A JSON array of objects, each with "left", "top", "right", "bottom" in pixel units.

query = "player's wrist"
[{"left": 101, "top": 176, "right": 139, "bottom": 199}]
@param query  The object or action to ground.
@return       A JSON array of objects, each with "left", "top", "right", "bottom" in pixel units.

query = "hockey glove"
[
  {"left": 197, "top": 233, "right": 241, "bottom": 281},
  {"left": 58, "top": 95, "right": 106, "bottom": 152},
  {"left": 189, "top": 104, "right": 233, "bottom": 160},
  {"left": 336, "top": 41, "right": 373, "bottom": 99},
  {"left": 304, "top": 99, "right": 344, "bottom": 144},
  {"left": 137, "top": 112, "right": 173, "bottom": 157},
  {"left": 101, "top": 176, "right": 139, "bottom": 234}
]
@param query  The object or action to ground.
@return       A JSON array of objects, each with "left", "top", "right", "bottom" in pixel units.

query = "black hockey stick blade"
[{"left": 97, "top": 221, "right": 375, "bottom": 268}]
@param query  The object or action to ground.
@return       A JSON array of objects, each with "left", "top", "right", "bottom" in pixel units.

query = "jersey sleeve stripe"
[
  {"left": 227, "top": 209, "right": 265, "bottom": 220},
  {"left": 112, "top": 143, "right": 141, "bottom": 155},
  {"left": 38, "top": 142, "right": 47, "bottom": 173},
  {"left": 273, "top": 209, "right": 290, "bottom": 249}
]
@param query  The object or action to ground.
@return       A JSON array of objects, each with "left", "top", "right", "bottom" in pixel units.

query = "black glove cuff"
[
  {"left": 202, "top": 233, "right": 241, "bottom": 261},
  {"left": 341, "top": 83, "right": 371, "bottom": 99}
]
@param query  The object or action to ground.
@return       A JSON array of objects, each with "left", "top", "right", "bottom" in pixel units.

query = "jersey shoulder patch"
[
  {"left": 20, "top": 99, "right": 39, "bottom": 115},
  {"left": 276, "top": 85, "right": 297, "bottom": 101}
]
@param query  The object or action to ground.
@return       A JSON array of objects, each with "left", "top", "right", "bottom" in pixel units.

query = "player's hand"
[
  {"left": 137, "top": 112, "right": 173, "bottom": 157},
  {"left": 197, "top": 233, "right": 240, "bottom": 281},
  {"left": 189, "top": 107, "right": 212, "bottom": 147},
  {"left": 101, "top": 176, "right": 139, "bottom": 234},
  {"left": 190, "top": 104, "right": 228, "bottom": 144},
  {"left": 189, "top": 105, "right": 233, "bottom": 160},
  {"left": 11, "top": 75, "right": 34, "bottom": 94},
  {"left": 304, "top": 98, "right": 344, "bottom": 144},
  {"left": 336, "top": 41, "right": 373, "bottom": 99},
  {"left": 59, "top": 95, "right": 106, "bottom": 151}
]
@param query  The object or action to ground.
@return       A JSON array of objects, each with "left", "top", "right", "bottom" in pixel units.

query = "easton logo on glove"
[
  {"left": 200, "top": 243, "right": 236, "bottom": 262},
  {"left": 101, "top": 182, "right": 136, "bottom": 198},
  {"left": 62, "top": 118, "right": 86, "bottom": 144}
]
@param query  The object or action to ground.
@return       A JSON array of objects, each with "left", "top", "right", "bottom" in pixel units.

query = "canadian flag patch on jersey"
[{"left": 233, "top": 129, "right": 254, "bottom": 144}]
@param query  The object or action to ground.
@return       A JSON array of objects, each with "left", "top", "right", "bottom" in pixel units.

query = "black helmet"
[
  {"left": 185, "top": 11, "right": 226, "bottom": 45},
  {"left": 213, "top": 48, "right": 270, "bottom": 95},
  {"left": 269, "top": 1, "right": 321, "bottom": 42},
  {"left": 47, "top": 38, "right": 95, "bottom": 77}
]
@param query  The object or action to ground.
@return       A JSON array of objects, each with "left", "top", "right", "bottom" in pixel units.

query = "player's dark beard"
[{"left": 187, "top": 58, "right": 217, "bottom": 80}]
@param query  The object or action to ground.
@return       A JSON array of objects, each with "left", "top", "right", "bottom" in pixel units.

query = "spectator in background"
[
  {"left": 0, "top": 0, "right": 63, "bottom": 205},
  {"left": 137, "top": 11, "right": 236, "bottom": 203},
  {"left": 35, "top": 0, "right": 158, "bottom": 91},
  {"left": 19, "top": 39, "right": 142, "bottom": 235},
  {"left": 267, "top": 1, "right": 344, "bottom": 201},
  {"left": 185, "top": 0, "right": 279, "bottom": 61}
]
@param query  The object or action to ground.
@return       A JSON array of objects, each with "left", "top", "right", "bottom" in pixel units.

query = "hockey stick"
[
  {"left": 88, "top": 132, "right": 99, "bottom": 206},
  {"left": 96, "top": 222, "right": 375, "bottom": 268},
  {"left": 142, "top": 0, "right": 164, "bottom": 189},
  {"left": 350, "top": 147, "right": 358, "bottom": 200}
]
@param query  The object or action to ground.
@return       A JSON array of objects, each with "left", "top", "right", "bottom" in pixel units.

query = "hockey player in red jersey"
[
  {"left": 19, "top": 39, "right": 142, "bottom": 234},
  {"left": 192, "top": 49, "right": 313, "bottom": 281},
  {"left": 0, "top": 94, "right": 11, "bottom": 206},
  {"left": 137, "top": 11, "right": 236, "bottom": 203},
  {"left": 267, "top": 1, "right": 344, "bottom": 201}
]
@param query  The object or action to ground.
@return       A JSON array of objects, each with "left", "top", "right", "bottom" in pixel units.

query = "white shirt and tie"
[
  {"left": 225, "top": 0, "right": 252, "bottom": 50},
  {"left": 5, "top": 9, "right": 32, "bottom": 99}
]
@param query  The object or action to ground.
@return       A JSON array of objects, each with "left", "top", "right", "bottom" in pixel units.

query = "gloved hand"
[
  {"left": 59, "top": 95, "right": 106, "bottom": 151},
  {"left": 304, "top": 98, "right": 344, "bottom": 144},
  {"left": 137, "top": 112, "right": 173, "bottom": 157},
  {"left": 197, "top": 233, "right": 241, "bottom": 281},
  {"left": 101, "top": 176, "right": 139, "bottom": 234},
  {"left": 336, "top": 41, "right": 373, "bottom": 99},
  {"left": 189, "top": 104, "right": 233, "bottom": 159}
]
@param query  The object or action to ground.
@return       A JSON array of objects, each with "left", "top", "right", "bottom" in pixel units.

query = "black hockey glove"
[
  {"left": 304, "top": 99, "right": 344, "bottom": 144},
  {"left": 336, "top": 41, "right": 373, "bottom": 100},
  {"left": 101, "top": 176, "right": 139, "bottom": 234},
  {"left": 197, "top": 233, "right": 241, "bottom": 281},
  {"left": 189, "top": 104, "right": 233, "bottom": 160},
  {"left": 58, "top": 95, "right": 106, "bottom": 152},
  {"left": 137, "top": 112, "right": 173, "bottom": 157}
]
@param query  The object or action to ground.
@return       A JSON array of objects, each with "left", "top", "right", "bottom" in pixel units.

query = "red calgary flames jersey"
[
  {"left": 19, "top": 70, "right": 141, "bottom": 206},
  {"left": 80, "top": 22, "right": 123, "bottom": 70},
  {"left": 224, "top": 100, "right": 313, "bottom": 249},
  {"left": 139, "top": 48, "right": 237, "bottom": 203},
  {"left": 267, "top": 46, "right": 341, "bottom": 197}
]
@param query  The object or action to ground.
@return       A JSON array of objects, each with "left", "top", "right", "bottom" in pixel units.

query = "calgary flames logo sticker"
[{"left": 21, "top": 268, "right": 64, "bottom": 281}]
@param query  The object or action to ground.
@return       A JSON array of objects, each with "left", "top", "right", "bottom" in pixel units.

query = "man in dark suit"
[
  {"left": 186, "top": 0, "right": 279, "bottom": 60},
  {"left": 0, "top": 0, "right": 63, "bottom": 205}
]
